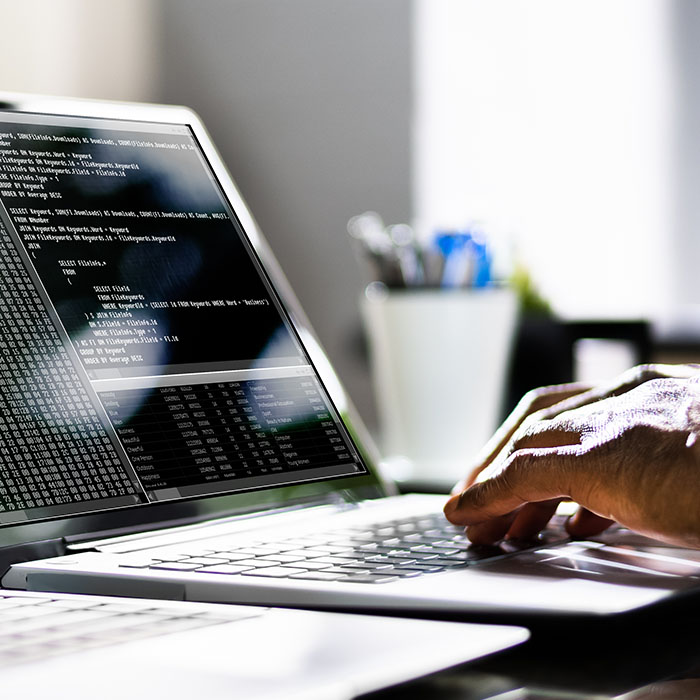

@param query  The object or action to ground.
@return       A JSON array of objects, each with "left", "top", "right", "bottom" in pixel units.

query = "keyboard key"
[
  {"left": 311, "top": 556, "right": 359, "bottom": 566},
  {"left": 211, "top": 553, "right": 254, "bottom": 563},
  {"left": 152, "top": 554, "right": 189, "bottom": 563},
  {"left": 196, "top": 564, "right": 253, "bottom": 575},
  {"left": 342, "top": 574, "right": 399, "bottom": 584},
  {"left": 241, "top": 567, "right": 308, "bottom": 578},
  {"left": 431, "top": 541, "right": 471, "bottom": 551},
  {"left": 340, "top": 532, "right": 378, "bottom": 541},
  {"left": 403, "top": 534, "right": 446, "bottom": 543},
  {"left": 388, "top": 551, "right": 439, "bottom": 560},
  {"left": 364, "top": 555, "right": 417, "bottom": 566},
  {"left": 263, "top": 554, "right": 305, "bottom": 564},
  {"left": 326, "top": 539, "right": 359, "bottom": 548},
  {"left": 341, "top": 562, "right": 395, "bottom": 571},
  {"left": 292, "top": 561, "right": 334, "bottom": 571},
  {"left": 374, "top": 527, "right": 397, "bottom": 537},
  {"left": 430, "top": 558, "right": 471, "bottom": 569},
  {"left": 180, "top": 557, "right": 231, "bottom": 566},
  {"left": 149, "top": 562, "right": 202, "bottom": 572},
  {"left": 233, "top": 559, "right": 280, "bottom": 568},
  {"left": 118, "top": 557, "right": 159, "bottom": 569},
  {"left": 380, "top": 537, "right": 402, "bottom": 546},
  {"left": 398, "top": 562, "right": 445, "bottom": 573},
  {"left": 258, "top": 543, "right": 299, "bottom": 553},
  {"left": 411, "top": 545, "right": 461, "bottom": 556},
  {"left": 423, "top": 528, "right": 449, "bottom": 537},
  {"left": 358, "top": 545, "right": 398, "bottom": 554},
  {"left": 310, "top": 544, "right": 352, "bottom": 554}
]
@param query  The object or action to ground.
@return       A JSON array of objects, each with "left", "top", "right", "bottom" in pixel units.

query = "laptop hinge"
[{"left": 0, "top": 538, "right": 67, "bottom": 580}]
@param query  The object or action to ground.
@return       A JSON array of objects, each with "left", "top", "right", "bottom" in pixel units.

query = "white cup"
[{"left": 361, "top": 287, "right": 517, "bottom": 488}]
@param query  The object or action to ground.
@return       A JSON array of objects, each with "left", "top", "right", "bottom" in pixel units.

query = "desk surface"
[{"left": 364, "top": 610, "right": 700, "bottom": 700}]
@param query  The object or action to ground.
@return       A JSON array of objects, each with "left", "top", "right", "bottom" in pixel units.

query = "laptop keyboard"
[
  {"left": 0, "top": 593, "right": 261, "bottom": 667},
  {"left": 120, "top": 512, "right": 568, "bottom": 585}
]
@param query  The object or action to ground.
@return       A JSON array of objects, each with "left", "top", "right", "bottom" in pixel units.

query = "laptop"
[
  {"left": 0, "top": 590, "right": 528, "bottom": 699},
  {"left": 0, "top": 92, "right": 699, "bottom": 625}
]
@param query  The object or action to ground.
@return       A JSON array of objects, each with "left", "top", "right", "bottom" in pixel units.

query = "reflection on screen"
[{"left": 0, "top": 113, "right": 366, "bottom": 525}]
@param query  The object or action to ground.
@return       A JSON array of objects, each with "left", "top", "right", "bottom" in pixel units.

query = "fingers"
[
  {"left": 466, "top": 499, "right": 561, "bottom": 545},
  {"left": 463, "top": 383, "right": 592, "bottom": 488},
  {"left": 466, "top": 512, "right": 517, "bottom": 545},
  {"left": 508, "top": 421, "right": 581, "bottom": 452},
  {"left": 445, "top": 467, "right": 528, "bottom": 526},
  {"left": 445, "top": 445, "right": 583, "bottom": 528},
  {"left": 507, "top": 498, "right": 562, "bottom": 539},
  {"left": 520, "top": 383, "right": 594, "bottom": 413},
  {"left": 448, "top": 364, "right": 700, "bottom": 547},
  {"left": 566, "top": 507, "right": 614, "bottom": 538},
  {"left": 470, "top": 419, "right": 583, "bottom": 487}
]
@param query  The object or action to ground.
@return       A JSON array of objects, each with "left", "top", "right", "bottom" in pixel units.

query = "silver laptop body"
[
  {"left": 0, "top": 589, "right": 527, "bottom": 699},
  {"left": 0, "top": 92, "right": 699, "bottom": 624}
]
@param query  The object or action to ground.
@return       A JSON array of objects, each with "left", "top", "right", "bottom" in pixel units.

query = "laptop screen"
[{"left": 0, "top": 109, "right": 370, "bottom": 529}]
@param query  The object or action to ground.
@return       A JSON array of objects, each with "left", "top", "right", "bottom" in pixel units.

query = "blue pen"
[
  {"left": 470, "top": 237, "right": 492, "bottom": 288},
  {"left": 435, "top": 231, "right": 473, "bottom": 288}
]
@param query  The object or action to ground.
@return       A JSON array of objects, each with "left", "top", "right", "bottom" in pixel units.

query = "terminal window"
[{"left": 0, "top": 113, "right": 365, "bottom": 523}]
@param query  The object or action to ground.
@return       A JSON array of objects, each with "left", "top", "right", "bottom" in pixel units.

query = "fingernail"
[{"left": 564, "top": 513, "right": 577, "bottom": 536}]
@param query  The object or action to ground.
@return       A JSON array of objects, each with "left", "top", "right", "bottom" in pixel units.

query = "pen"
[
  {"left": 435, "top": 232, "right": 473, "bottom": 288},
  {"left": 470, "top": 237, "right": 492, "bottom": 288},
  {"left": 348, "top": 213, "right": 495, "bottom": 289},
  {"left": 347, "top": 212, "right": 403, "bottom": 287},
  {"left": 388, "top": 223, "right": 424, "bottom": 287}
]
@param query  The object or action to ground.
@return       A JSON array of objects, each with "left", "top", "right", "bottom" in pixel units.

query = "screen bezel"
[{"left": 0, "top": 92, "right": 390, "bottom": 552}]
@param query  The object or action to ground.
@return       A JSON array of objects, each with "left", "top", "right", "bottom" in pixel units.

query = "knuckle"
[
  {"left": 617, "top": 364, "right": 647, "bottom": 387},
  {"left": 518, "top": 388, "right": 545, "bottom": 414},
  {"left": 611, "top": 364, "right": 661, "bottom": 396},
  {"left": 633, "top": 364, "right": 660, "bottom": 384}
]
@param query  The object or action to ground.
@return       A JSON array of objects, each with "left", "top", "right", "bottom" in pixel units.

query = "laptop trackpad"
[{"left": 525, "top": 540, "right": 700, "bottom": 580}]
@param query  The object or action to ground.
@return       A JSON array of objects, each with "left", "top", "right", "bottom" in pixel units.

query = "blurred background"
[{"left": 2, "top": 0, "right": 700, "bottom": 443}]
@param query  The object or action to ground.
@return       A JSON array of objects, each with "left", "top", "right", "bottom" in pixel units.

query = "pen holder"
[{"left": 361, "top": 287, "right": 518, "bottom": 489}]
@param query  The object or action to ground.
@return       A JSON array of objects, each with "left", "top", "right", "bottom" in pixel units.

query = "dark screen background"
[{"left": 0, "top": 122, "right": 301, "bottom": 376}]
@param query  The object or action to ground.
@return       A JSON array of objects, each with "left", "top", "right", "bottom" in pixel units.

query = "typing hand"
[{"left": 444, "top": 364, "right": 700, "bottom": 549}]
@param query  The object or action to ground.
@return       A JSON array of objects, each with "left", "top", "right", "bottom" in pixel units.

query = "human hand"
[{"left": 444, "top": 364, "right": 700, "bottom": 548}]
